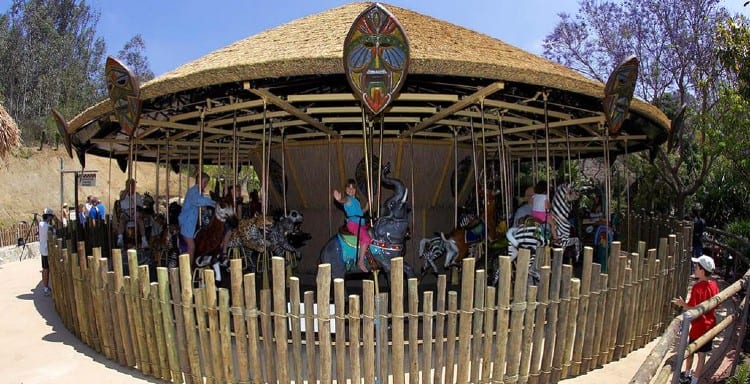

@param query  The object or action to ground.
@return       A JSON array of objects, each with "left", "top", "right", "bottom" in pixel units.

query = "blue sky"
[{"left": 2, "top": 0, "right": 749, "bottom": 76}]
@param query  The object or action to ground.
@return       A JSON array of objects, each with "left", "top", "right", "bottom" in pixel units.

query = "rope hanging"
[
  {"left": 453, "top": 127, "right": 459, "bottom": 227},
  {"left": 232, "top": 108, "right": 239, "bottom": 212},
  {"left": 361, "top": 108, "right": 373, "bottom": 220},
  {"left": 281, "top": 127, "right": 287, "bottom": 216},
  {"left": 479, "top": 99, "right": 489, "bottom": 269},
  {"left": 543, "top": 90, "right": 551, "bottom": 199}
]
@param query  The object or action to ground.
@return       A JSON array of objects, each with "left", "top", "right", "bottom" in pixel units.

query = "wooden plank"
[{"left": 349, "top": 294, "right": 362, "bottom": 384}]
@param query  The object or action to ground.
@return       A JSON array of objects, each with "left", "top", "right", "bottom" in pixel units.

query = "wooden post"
[
  {"left": 445, "top": 291, "right": 458, "bottom": 383},
  {"left": 150, "top": 283, "right": 170, "bottom": 380},
  {"left": 423, "top": 290, "right": 436, "bottom": 384},
  {"left": 316, "top": 264, "right": 332, "bottom": 384},
  {"left": 229, "top": 259, "right": 249, "bottom": 383},
  {"left": 157, "top": 267, "right": 182, "bottom": 383},
  {"left": 289, "top": 276, "right": 303, "bottom": 384},
  {"left": 218, "top": 288, "right": 234, "bottom": 381},
  {"left": 563, "top": 278, "right": 581, "bottom": 378},
  {"left": 470, "top": 268, "right": 485, "bottom": 383},
  {"left": 434, "top": 275, "right": 447, "bottom": 383},
  {"left": 551, "top": 265, "right": 572, "bottom": 382},
  {"left": 139, "top": 265, "right": 159, "bottom": 377},
  {"left": 303, "top": 291, "right": 317, "bottom": 383},
  {"left": 528, "top": 265, "right": 551, "bottom": 384},
  {"left": 271, "top": 257, "right": 289, "bottom": 383},
  {"left": 334, "top": 277, "right": 346, "bottom": 384},
  {"left": 572, "top": 247, "right": 593, "bottom": 375},
  {"left": 178, "top": 254, "right": 202, "bottom": 384},
  {"left": 540, "top": 248, "right": 563, "bottom": 383},
  {"left": 506, "top": 249, "right": 530, "bottom": 383},
  {"left": 349, "top": 294, "right": 362, "bottom": 384},
  {"left": 481, "top": 286, "right": 497, "bottom": 383},
  {"left": 245, "top": 273, "right": 263, "bottom": 384},
  {"left": 408, "top": 278, "right": 420, "bottom": 384},
  {"left": 363, "top": 280, "right": 375, "bottom": 384},
  {"left": 520, "top": 285, "right": 538, "bottom": 382},
  {"left": 593, "top": 274, "right": 609, "bottom": 368},
  {"left": 392, "top": 257, "right": 406, "bottom": 384},
  {"left": 169, "top": 268, "right": 190, "bottom": 379},
  {"left": 581, "top": 264, "right": 601, "bottom": 373}
]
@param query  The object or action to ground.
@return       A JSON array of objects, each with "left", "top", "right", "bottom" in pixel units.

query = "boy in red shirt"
[{"left": 672, "top": 255, "right": 720, "bottom": 384}]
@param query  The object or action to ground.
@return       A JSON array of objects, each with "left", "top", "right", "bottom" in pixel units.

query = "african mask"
[
  {"left": 603, "top": 55, "right": 639, "bottom": 135},
  {"left": 344, "top": 3, "right": 410, "bottom": 115}
]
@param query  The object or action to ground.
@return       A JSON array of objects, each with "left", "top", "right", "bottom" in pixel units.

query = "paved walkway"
[{"left": 0, "top": 252, "right": 657, "bottom": 384}]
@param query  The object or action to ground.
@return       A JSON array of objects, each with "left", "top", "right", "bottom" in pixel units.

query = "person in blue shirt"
[
  {"left": 179, "top": 172, "right": 216, "bottom": 264},
  {"left": 88, "top": 197, "right": 106, "bottom": 221},
  {"left": 333, "top": 178, "right": 370, "bottom": 272}
]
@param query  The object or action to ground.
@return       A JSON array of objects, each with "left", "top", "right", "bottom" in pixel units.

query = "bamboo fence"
[{"left": 45, "top": 218, "right": 693, "bottom": 383}]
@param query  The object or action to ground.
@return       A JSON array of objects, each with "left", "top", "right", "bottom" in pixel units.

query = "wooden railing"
[{"left": 46, "top": 220, "right": 694, "bottom": 384}]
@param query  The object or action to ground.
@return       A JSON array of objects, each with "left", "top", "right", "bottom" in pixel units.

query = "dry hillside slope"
[{"left": 0, "top": 146, "right": 182, "bottom": 227}]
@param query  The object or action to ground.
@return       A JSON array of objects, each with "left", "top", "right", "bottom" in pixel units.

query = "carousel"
[{"left": 43, "top": 3, "right": 690, "bottom": 384}]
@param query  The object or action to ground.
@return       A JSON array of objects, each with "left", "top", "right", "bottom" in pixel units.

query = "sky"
[{"left": 2, "top": 0, "right": 749, "bottom": 76}]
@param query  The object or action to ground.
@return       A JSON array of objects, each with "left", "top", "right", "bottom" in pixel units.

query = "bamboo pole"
[
  {"left": 334, "top": 278, "right": 346, "bottom": 384},
  {"left": 349, "top": 294, "right": 362, "bottom": 384},
  {"left": 150, "top": 282, "right": 170, "bottom": 380},
  {"left": 593, "top": 273, "right": 609, "bottom": 368},
  {"left": 445, "top": 290, "right": 459, "bottom": 383},
  {"left": 470, "top": 268, "right": 486, "bottom": 383},
  {"left": 612, "top": 254, "right": 628, "bottom": 360},
  {"left": 317, "top": 264, "right": 332, "bottom": 384},
  {"left": 128, "top": 250, "right": 150, "bottom": 375},
  {"left": 392, "top": 257, "right": 406, "bottom": 384},
  {"left": 563, "top": 278, "right": 581, "bottom": 378},
  {"left": 528, "top": 265, "right": 551, "bottom": 384},
  {"left": 245, "top": 273, "right": 263, "bottom": 384},
  {"left": 423, "top": 290, "right": 435, "bottom": 384},
  {"left": 271, "top": 257, "right": 289, "bottom": 383},
  {"left": 520, "top": 285, "right": 538, "bottom": 383},
  {"left": 260, "top": 289, "right": 275, "bottom": 383},
  {"left": 408, "top": 277, "right": 420, "bottom": 384},
  {"left": 481, "top": 286, "right": 496, "bottom": 383},
  {"left": 229, "top": 260, "right": 249, "bottom": 383},
  {"left": 434, "top": 275, "right": 447, "bottom": 383},
  {"left": 571, "top": 247, "right": 593, "bottom": 375},
  {"left": 194, "top": 288, "right": 213, "bottom": 383},
  {"left": 157, "top": 267, "right": 182, "bottom": 383},
  {"left": 581, "top": 264, "right": 601, "bottom": 373},
  {"left": 506, "top": 249, "right": 530, "bottom": 383},
  {"left": 139, "top": 265, "right": 159, "bottom": 377},
  {"left": 289, "top": 276, "right": 303, "bottom": 384},
  {"left": 493, "top": 256, "right": 512, "bottom": 382},
  {"left": 304, "top": 291, "right": 318, "bottom": 383},
  {"left": 540, "top": 248, "right": 563, "bottom": 382},
  {"left": 168, "top": 267, "right": 190, "bottom": 379},
  {"left": 456, "top": 257, "right": 476, "bottom": 384},
  {"left": 551, "top": 265, "right": 572, "bottom": 382},
  {"left": 178, "top": 254, "right": 202, "bottom": 384},
  {"left": 218, "top": 288, "right": 234, "bottom": 381},
  {"left": 363, "top": 280, "right": 375, "bottom": 383}
]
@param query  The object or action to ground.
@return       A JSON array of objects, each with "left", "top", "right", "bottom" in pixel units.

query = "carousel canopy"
[{"left": 64, "top": 2, "right": 670, "bottom": 166}]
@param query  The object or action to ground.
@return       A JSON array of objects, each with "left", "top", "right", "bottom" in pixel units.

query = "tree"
[
  {"left": 543, "top": 0, "right": 734, "bottom": 216},
  {"left": 117, "top": 34, "right": 155, "bottom": 84},
  {"left": 0, "top": 0, "right": 106, "bottom": 142}
]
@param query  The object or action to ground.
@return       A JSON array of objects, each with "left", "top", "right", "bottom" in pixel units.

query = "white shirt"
[{"left": 39, "top": 220, "right": 50, "bottom": 256}]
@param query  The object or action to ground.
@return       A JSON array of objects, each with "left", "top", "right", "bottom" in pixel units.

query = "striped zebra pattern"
[{"left": 551, "top": 183, "right": 581, "bottom": 260}]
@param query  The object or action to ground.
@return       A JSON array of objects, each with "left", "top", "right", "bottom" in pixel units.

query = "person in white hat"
[
  {"left": 671, "top": 255, "right": 720, "bottom": 384},
  {"left": 38, "top": 208, "right": 56, "bottom": 296}
]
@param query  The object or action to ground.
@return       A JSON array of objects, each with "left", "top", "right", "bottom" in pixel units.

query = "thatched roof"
[
  {"left": 64, "top": 2, "right": 669, "bottom": 165},
  {"left": 0, "top": 104, "right": 21, "bottom": 161}
]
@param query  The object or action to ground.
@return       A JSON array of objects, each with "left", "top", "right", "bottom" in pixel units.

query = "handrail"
[{"left": 630, "top": 269, "right": 750, "bottom": 383}]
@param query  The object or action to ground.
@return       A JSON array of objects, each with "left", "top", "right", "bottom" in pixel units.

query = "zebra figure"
[
  {"left": 504, "top": 216, "right": 548, "bottom": 286},
  {"left": 551, "top": 183, "right": 581, "bottom": 262}
]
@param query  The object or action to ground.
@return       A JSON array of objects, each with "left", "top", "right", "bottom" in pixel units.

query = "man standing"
[
  {"left": 179, "top": 172, "right": 216, "bottom": 264},
  {"left": 39, "top": 208, "right": 55, "bottom": 296},
  {"left": 89, "top": 197, "right": 106, "bottom": 221}
]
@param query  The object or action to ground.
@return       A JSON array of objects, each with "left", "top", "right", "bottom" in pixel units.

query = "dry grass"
[{"left": 0, "top": 146, "right": 184, "bottom": 227}]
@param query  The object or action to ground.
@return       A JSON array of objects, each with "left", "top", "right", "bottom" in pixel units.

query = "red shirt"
[{"left": 687, "top": 279, "right": 720, "bottom": 340}]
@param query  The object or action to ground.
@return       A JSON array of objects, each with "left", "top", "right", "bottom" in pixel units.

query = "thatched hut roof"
[
  {"left": 0, "top": 104, "right": 21, "bottom": 161},
  {"left": 63, "top": 2, "right": 669, "bottom": 166}
]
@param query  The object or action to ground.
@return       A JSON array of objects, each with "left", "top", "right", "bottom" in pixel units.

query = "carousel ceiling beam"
[
  {"left": 140, "top": 118, "right": 270, "bottom": 141},
  {"left": 453, "top": 110, "right": 536, "bottom": 126},
  {"left": 401, "top": 81, "right": 505, "bottom": 137},
  {"left": 502, "top": 134, "right": 647, "bottom": 146},
  {"left": 170, "top": 99, "right": 266, "bottom": 122},
  {"left": 306, "top": 105, "right": 437, "bottom": 115},
  {"left": 482, "top": 99, "right": 573, "bottom": 120},
  {"left": 208, "top": 110, "right": 290, "bottom": 128},
  {"left": 485, "top": 115, "right": 605, "bottom": 137},
  {"left": 286, "top": 92, "right": 459, "bottom": 103},
  {"left": 245, "top": 86, "right": 339, "bottom": 138},
  {"left": 321, "top": 116, "right": 421, "bottom": 124}
]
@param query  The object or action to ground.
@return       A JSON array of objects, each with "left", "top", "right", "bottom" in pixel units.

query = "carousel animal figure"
[
  {"left": 192, "top": 198, "right": 237, "bottom": 282},
  {"left": 550, "top": 182, "right": 581, "bottom": 263},
  {"left": 503, "top": 215, "right": 549, "bottom": 286},
  {"left": 421, "top": 188, "right": 499, "bottom": 271},
  {"left": 419, "top": 232, "right": 458, "bottom": 277},
  {"left": 320, "top": 162, "right": 415, "bottom": 280}
]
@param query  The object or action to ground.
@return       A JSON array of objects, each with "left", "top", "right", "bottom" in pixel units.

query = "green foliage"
[
  {"left": 117, "top": 34, "right": 155, "bottom": 84},
  {"left": 717, "top": 16, "right": 750, "bottom": 100},
  {"left": 726, "top": 362, "right": 750, "bottom": 384}
]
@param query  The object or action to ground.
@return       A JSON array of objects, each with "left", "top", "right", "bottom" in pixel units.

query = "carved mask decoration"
[
  {"left": 603, "top": 55, "right": 639, "bottom": 135},
  {"left": 344, "top": 3, "right": 410, "bottom": 115},
  {"left": 105, "top": 56, "right": 141, "bottom": 137}
]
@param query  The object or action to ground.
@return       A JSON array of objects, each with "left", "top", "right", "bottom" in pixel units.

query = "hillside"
[{"left": 0, "top": 146, "right": 182, "bottom": 227}]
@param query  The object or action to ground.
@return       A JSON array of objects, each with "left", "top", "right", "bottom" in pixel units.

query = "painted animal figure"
[
  {"left": 320, "top": 163, "right": 415, "bottom": 279},
  {"left": 193, "top": 199, "right": 236, "bottom": 263},
  {"left": 443, "top": 188, "right": 499, "bottom": 268},
  {"left": 504, "top": 216, "right": 549, "bottom": 286},
  {"left": 551, "top": 183, "right": 581, "bottom": 262},
  {"left": 419, "top": 232, "right": 458, "bottom": 277}
]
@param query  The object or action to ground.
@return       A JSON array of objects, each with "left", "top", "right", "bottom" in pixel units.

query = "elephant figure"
[{"left": 320, "top": 162, "right": 415, "bottom": 279}]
